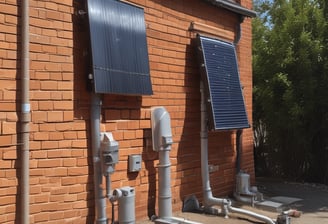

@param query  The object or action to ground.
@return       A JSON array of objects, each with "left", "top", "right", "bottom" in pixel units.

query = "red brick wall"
[{"left": 0, "top": 0, "right": 254, "bottom": 222}]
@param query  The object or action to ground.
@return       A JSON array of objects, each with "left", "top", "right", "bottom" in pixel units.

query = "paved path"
[{"left": 138, "top": 178, "right": 328, "bottom": 224}]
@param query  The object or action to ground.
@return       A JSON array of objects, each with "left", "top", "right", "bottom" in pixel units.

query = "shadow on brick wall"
[
  {"left": 15, "top": 0, "right": 22, "bottom": 222},
  {"left": 72, "top": 0, "right": 95, "bottom": 222}
]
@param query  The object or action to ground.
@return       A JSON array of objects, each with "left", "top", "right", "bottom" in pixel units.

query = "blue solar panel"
[
  {"left": 87, "top": 0, "right": 152, "bottom": 95},
  {"left": 198, "top": 36, "right": 249, "bottom": 130}
]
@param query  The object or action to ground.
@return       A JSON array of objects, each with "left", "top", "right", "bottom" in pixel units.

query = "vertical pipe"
[
  {"left": 200, "top": 82, "right": 211, "bottom": 200},
  {"left": 200, "top": 82, "right": 227, "bottom": 209},
  {"left": 236, "top": 129, "right": 242, "bottom": 173},
  {"left": 90, "top": 93, "right": 107, "bottom": 224},
  {"left": 105, "top": 174, "right": 111, "bottom": 199},
  {"left": 158, "top": 149, "right": 172, "bottom": 219},
  {"left": 200, "top": 83, "right": 276, "bottom": 224},
  {"left": 21, "top": 0, "right": 30, "bottom": 223}
]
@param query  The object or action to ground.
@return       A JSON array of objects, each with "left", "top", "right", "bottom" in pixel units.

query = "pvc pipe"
[
  {"left": 106, "top": 174, "right": 112, "bottom": 199},
  {"left": 151, "top": 107, "right": 202, "bottom": 224},
  {"left": 233, "top": 192, "right": 255, "bottom": 205},
  {"left": 158, "top": 149, "right": 173, "bottom": 219},
  {"left": 200, "top": 82, "right": 229, "bottom": 216},
  {"left": 21, "top": 0, "right": 30, "bottom": 223},
  {"left": 199, "top": 82, "right": 275, "bottom": 224},
  {"left": 228, "top": 205, "right": 275, "bottom": 224},
  {"left": 90, "top": 93, "right": 107, "bottom": 224}
]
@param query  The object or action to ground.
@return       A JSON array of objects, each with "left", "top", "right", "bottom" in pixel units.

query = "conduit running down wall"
[
  {"left": 90, "top": 93, "right": 107, "bottom": 224},
  {"left": 21, "top": 0, "right": 30, "bottom": 223},
  {"left": 200, "top": 82, "right": 275, "bottom": 224},
  {"left": 151, "top": 107, "right": 202, "bottom": 224}
]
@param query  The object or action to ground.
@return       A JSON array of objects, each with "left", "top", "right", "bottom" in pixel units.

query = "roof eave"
[{"left": 205, "top": 0, "right": 257, "bottom": 18}]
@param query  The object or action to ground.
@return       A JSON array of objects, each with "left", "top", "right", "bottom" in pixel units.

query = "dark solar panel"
[
  {"left": 198, "top": 36, "right": 250, "bottom": 130},
  {"left": 87, "top": 0, "right": 152, "bottom": 95}
]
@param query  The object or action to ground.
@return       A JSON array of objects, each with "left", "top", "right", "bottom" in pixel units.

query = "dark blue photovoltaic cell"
[
  {"left": 198, "top": 36, "right": 249, "bottom": 130},
  {"left": 87, "top": 0, "right": 152, "bottom": 95}
]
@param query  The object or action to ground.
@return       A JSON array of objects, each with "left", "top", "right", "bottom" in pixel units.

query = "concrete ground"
[{"left": 138, "top": 178, "right": 328, "bottom": 224}]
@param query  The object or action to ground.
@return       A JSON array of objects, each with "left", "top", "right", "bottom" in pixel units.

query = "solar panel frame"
[
  {"left": 87, "top": 0, "right": 153, "bottom": 95},
  {"left": 197, "top": 35, "right": 250, "bottom": 130}
]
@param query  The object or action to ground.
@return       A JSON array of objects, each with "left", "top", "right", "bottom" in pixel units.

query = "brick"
[
  {"left": 34, "top": 212, "right": 49, "bottom": 222},
  {"left": 53, "top": 101, "right": 73, "bottom": 110},
  {"left": 0, "top": 160, "right": 12, "bottom": 168},
  {"left": 64, "top": 194, "right": 77, "bottom": 202},
  {"left": 49, "top": 211, "right": 64, "bottom": 220},
  {"left": 140, "top": 120, "right": 151, "bottom": 129},
  {"left": 61, "top": 177, "right": 76, "bottom": 185},
  {"left": 58, "top": 140, "right": 72, "bottom": 148},
  {"left": 71, "top": 140, "right": 87, "bottom": 148},
  {"left": 76, "top": 131, "right": 86, "bottom": 139},
  {"left": 63, "top": 131, "right": 77, "bottom": 139},
  {"left": 31, "top": 91, "right": 51, "bottom": 100},
  {"left": 57, "top": 46, "right": 72, "bottom": 55},
  {"left": 38, "top": 101, "right": 54, "bottom": 111},
  {"left": 38, "top": 159, "right": 61, "bottom": 168},
  {"left": 47, "top": 111, "right": 63, "bottom": 122},
  {"left": 0, "top": 135, "right": 13, "bottom": 147},
  {"left": 123, "top": 130, "right": 136, "bottom": 140},
  {"left": 63, "top": 158, "right": 76, "bottom": 167},
  {"left": 50, "top": 187, "right": 68, "bottom": 195},
  {"left": 127, "top": 120, "right": 140, "bottom": 129},
  {"left": 72, "top": 200, "right": 86, "bottom": 209},
  {"left": 76, "top": 158, "right": 87, "bottom": 166},
  {"left": 68, "top": 185, "right": 84, "bottom": 194},
  {"left": 41, "top": 141, "right": 59, "bottom": 149},
  {"left": 45, "top": 167, "right": 67, "bottom": 177},
  {"left": 0, "top": 196, "right": 15, "bottom": 205},
  {"left": 33, "top": 132, "right": 49, "bottom": 141},
  {"left": 47, "top": 149, "right": 71, "bottom": 158},
  {"left": 49, "top": 92, "right": 61, "bottom": 100},
  {"left": 42, "top": 45, "right": 57, "bottom": 54},
  {"left": 49, "top": 132, "right": 64, "bottom": 140},
  {"left": 0, "top": 3, "right": 17, "bottom": 15},
  {"left": 3, "top": 150, "right": 16, "bottom": 159},
  {"left": 67, "top": 167, "right": 88, "bottom": 176},
  {"left": 45, "top": 1, "right": 58, "bottom": 10}
]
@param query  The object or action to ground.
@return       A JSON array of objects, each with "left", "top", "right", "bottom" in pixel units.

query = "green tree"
[{"left": 253, "top": 0, "right": 328, "bottom": 183}]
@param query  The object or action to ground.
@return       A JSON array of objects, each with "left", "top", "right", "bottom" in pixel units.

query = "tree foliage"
[{"left": 253, "top": 0, "right": 328, "bottom": 183}]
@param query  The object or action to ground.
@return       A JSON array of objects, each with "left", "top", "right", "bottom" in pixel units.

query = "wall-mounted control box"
[{"left": 128, "top": 154, "right": 141, "bottom": 172}]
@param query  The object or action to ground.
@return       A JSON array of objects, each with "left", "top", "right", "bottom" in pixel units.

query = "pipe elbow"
[{"left": 228, "top": 205, "right": 276, "bottom": 224}]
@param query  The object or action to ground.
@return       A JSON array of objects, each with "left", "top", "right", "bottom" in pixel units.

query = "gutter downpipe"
[
  {"left": 21, "top": 0, "right": 30, "bottom": 223},
  {"left": 91, "top": 93, "right": 107, "bottom": 224},
  {"left": 200, "top": 82, "right": 275, "bottom": 224}
]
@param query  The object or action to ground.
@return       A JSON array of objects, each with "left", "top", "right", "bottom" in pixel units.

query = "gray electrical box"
[
  {"left": 100, "top": 132, "right": 119, "bottom": 175},
  {"left": 128, "top": 154, "right": 141, "bottom": 172}
]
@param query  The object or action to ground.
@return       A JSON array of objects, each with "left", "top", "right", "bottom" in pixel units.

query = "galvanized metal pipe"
[
  {"left": 90, "top": 93, "right": 107, "bottom": 224},
  {"left": 21, "top": 0, "right": 30, "bottom": 223}
]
